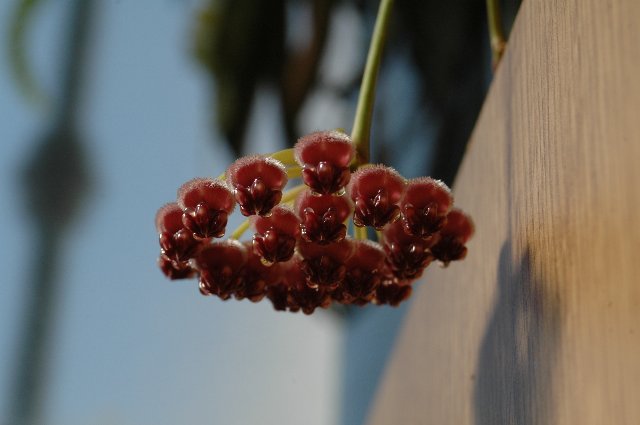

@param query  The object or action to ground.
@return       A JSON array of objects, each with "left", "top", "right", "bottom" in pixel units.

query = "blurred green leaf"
[
  {"left": 194, "top": 0, "right": 285, "bottom": 155},
  {"left": 8, "top": 0, "right": 51, "bottom": 108},
  {"left": 194, "top": 0, "right": 334, "bottom": 153}
]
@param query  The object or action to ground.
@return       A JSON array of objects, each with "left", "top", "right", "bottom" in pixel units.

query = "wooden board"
[{"left": 367, "top": 0, "right": 640, "bottom": 423}]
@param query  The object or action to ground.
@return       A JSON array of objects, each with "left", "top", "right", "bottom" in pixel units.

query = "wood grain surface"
[{"left": 366, "top": 0, "right": 640, "bottom": 423}]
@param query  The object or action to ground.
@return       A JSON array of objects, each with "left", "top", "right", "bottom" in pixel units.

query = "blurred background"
[{"left": 0, "top": 0, "right": 519, "bottom": 424}]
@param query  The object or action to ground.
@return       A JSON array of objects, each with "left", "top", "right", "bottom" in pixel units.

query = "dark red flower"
[
  {"left": 295, "top": 190, "right": 352, "bottom": 244},
  {"left": 251, "top": 206, "right": 300, "bottom": 264},
  {"left": 196, "top": 240, "right": 247, "bottom": 300},
  {"left": 235, "top": 243, "right": 284, "bottom": 302},
  {"left": 157, "top": 255, "right": 196, "bottom": 280},
  {"left": 349, "top": 165, "right": 405, "bottom": 230},
  {"left": 282, "top": 259, "right": 332, "bottom": 314},
  {"left": 177, "top": 178, "right": 235, "bottom": 239},
  {"left": 401, "top": 177, "right": 453, "bottom": 239},
  {"left": 295, "top": 131, "right": 354, "bottom": 195},
  {"left": 431, "top": 208, "right": 474, "bottom": 265},
  {"left": 297, "top": 239, "right": 354, "bottom": 290},
  {"left": 156, "top": 203, "right": 202, "bottom": 267},
  {"left": 226, "top": 156, "right": 287, "bottom": 216},
  {"left": 333, "top": 240, "right": 389, "bottom": 305},
  {"left": 266, "top": 260, "right": 303, "bottom": 313},
  {"left": 289, "top": 280, "right": 332, "bottom": 315},
  {"left": 383, "top": 219, "right": 434, "bottom": 280},
  {"left": 375, "top": 282, "right": 412, "bottom": 306},
  {"left": 266, "top": 282, "right": 291, "bottom": 312}
]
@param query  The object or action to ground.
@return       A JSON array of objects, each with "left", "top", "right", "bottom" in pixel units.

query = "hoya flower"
[
  {"left": 295, "top": 130, "right": 355, "bottom": 195},
  {"left": 266, "top": 259, "right": 332, "bottom": 314},
  {"left": 289, "top": 280, "right": 333, "bottom": 315},
  {"left": 177, "top": 178, "right": 235, "bottom": 239},
  {"left": 235, "top": 243, "right": 284, "bottom": 302},
  {"left": 383, "top": 219, "right": 434, "bottom": 280},
  {"left": 288, "top": 259, "right": 333, "bottom": 314},
  {"left": 196, "top": 240, "right": 247, "bottom": 300},
  {"left": 266, "top": 281, "right": 291, "bottom": 312},
  {"left": 251, "top": 206, "right": 300, "bottom": 265},
  {"left": 401, "top": 177, "right": 453, "bottom": 240},
  {"left": 295, "top": 190, "right": 352, "bottom": 245},
  {"left": 226, "top": 156, "right": 287, "bottom": 216},
  {"left": 156, "top": 202, "right": 201, "bottom": 279},
  {"left": 349, "top": 164, "right": 405, "bottom": 229},
  {"left": 375, "top": 282, "right": 412, "bottom": 306},
  {"left": 157, "top": 256, "right": 196, "bottom": 280},
  {"left": 431, "top": 209, "right": 474, "bottom": 265},
  {"left": 297, "top": 238, "right": 355, "bottom": 290},
  {"left": 332, "top": 240, "right": 389, "bottom": 305}
]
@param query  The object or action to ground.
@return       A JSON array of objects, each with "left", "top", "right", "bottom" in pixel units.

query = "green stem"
[
  {"left": 350, "top": 0, "right": 394, "bottom": 166},
  {"left": 230, "top": 219, "right": 251, "bottom": 240},
  {"left": 280, "top": 184, "right": 307, "bottom": 203},
  {"left": 486, "top": 0, "right": 506, "bottom": 69},
  {"left": 354, "top": 225, "right": 368, "bottom": 241}
]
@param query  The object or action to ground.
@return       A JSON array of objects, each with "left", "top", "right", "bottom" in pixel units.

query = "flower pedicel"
[{"left": 155, "top": 0, "right": 474, "bottom": 314}]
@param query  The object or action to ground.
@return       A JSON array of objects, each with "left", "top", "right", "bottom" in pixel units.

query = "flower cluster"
[{"left": 155, "top": 131, "right": 473, "bottom": 314}]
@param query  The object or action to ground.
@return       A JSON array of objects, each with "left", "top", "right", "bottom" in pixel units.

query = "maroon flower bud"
[
  {"left": 226, "top": 156, "right": 287, "bottom": 216},
  {"left": 280, "top": 259, "right": 332, "bottom": 314},
  {"left": 235, "top": 243, "right": 283, "bottom": 302},
  {"left": 177, "top": 178, "right": 235, "bottom": 239},
  {"left": 383, "top": 219, "right": 434, "bottom": 280},
  {"left": 294, "top": 131, "right": 355, "bottom": 195},
  {"left": 196, "top": 240, "right": 247, "bottom": 300},
  {"left": 349, "top": 165, "right": 405, "bottom": 230},
  {"left": 297, "top": 239, "right": 354, "bottom": 290},
  {"left": 431, "top": 208, "right": 474, "bottom": 265},
  {"left": 157, "top": 255, "right": 196, "bottom": 280},
  {"left": 290, "top": 280, "right": 332, "bottom": 315},
  {"left": 375, "top": 282, "right": 412, "bottom": 306},
  {"left": 156, "top": 203, "right": 202, "bottom": 265},
  {"left": 269, "top": 260, "right": 304, "bottom": 313},
  {"left": 401, "top": 177, "right": 453, "bottom": 239},
  {"left": 266, "top": 282, "right": 291, "bottom": 312},
  {"left": 300, "top": 256, "right": 345, "bottom": 291},
  {"left": 251, "top": 206, "right": 301, "bottom": 265},
  {"left": 295, "top": 190, "right": 352, "bottom": 244},
  {"left": 333, "top": 240, "right": 389, "bottom": 305}
]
